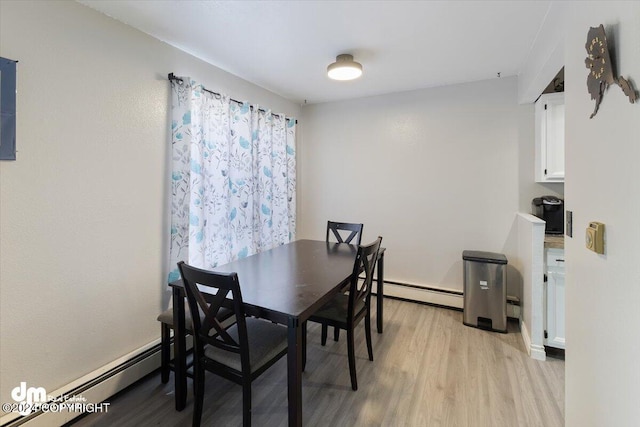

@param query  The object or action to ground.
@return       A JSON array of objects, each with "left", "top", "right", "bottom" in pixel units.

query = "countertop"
[{"left": 544, "top": 234, "right": 564, "bottom": 249}]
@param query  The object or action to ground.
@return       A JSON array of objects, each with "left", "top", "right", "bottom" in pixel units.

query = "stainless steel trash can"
[{"left": 462, "top": 250, "right": 508, "bottom": 333}]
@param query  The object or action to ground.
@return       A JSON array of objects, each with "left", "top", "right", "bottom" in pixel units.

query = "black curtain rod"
[{"left": 168, "top": 73, "right": 296, "bottom": 123}]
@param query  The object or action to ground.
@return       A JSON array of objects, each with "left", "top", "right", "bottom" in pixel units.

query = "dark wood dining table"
[{"left": 169, "top": 239, "right": 386, "bottom": 426}]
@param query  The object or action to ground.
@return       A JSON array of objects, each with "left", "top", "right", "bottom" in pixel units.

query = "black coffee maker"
[{"left": 532, "top": 196, "right": 564, "bottom": 234}]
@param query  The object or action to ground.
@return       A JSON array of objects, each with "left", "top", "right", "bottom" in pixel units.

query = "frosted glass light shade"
[{"left": 327, "top": 54, "right": 363, "bottom": 81}]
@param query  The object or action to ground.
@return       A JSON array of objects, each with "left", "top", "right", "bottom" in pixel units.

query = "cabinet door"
[
  {"left": 544, "top": 99, "right": 565, "bottom": 180},
  {"left": 545, "top": 268, "right": 566, "bottom": 349},
  {"left": 535, "top": 93, "right": 565, "bottom": 182}
]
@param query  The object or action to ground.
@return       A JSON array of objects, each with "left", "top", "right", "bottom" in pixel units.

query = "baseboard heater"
[
  {"left": 2, "top": 280, "right": 518, "bottom": 426},
  {"left": 1, "top": 342, "right": 162, "bottom": 427},
  {"left": 373, "top": 279, "right": 521, "bottom": 319}
]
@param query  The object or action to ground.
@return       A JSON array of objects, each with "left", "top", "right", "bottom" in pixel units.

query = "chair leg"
[
  {"left": 347, "top": 327, "right": 357, "bottom": 391},
  {"left": 321, "top": 324, "right": 328, "bottom": 346},
  {"left": 302, "top": 321, "right": 307, "bottom": 372},
  {"left": 334, "top": 326, "right": 340, "bottom": 342},
  {"left": 192, "top": 362, "right": 205, "bottom": 427},
  {"left": 160, "top": 323, "right": 171, "bottom": 384},
  {"left": 242, "top": 379, "right": 251, "bottom": 427},
  {"left": 365, "top": 312, "right": 374, "bottom": 361}
]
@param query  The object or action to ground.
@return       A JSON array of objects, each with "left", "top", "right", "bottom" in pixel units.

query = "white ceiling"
[{"left": 78, "top": 1, "right": 553, "bottom": 105}]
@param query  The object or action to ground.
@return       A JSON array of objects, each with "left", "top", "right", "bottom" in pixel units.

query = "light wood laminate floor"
[{"left": 70, "top": 298, "right": 564, "bottom": 427}]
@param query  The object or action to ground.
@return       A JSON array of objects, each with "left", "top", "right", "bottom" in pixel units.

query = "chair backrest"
[
  {"left": 177, "top": 261, "right": 250, "bottom": 373},
  {"left": 347, "top": 236, "right": 382, "bottom": 320},
  {"left": 326, "top": 221, "right": 364, "bottom": 245}
]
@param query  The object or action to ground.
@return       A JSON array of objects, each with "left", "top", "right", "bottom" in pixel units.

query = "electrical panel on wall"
[{"left": 0, "top": 57, "right": 18, "bottom": 160}]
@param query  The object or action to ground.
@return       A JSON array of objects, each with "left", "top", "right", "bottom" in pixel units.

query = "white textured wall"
[
  {"left": 0, "top": 0, "right": 300, "bottom": 406},
  {"left": 299, "top": 78, "right": 523, "bottom": 293},
  {"left": 563, "top": 3, "right": 640, "bottom": 426}
]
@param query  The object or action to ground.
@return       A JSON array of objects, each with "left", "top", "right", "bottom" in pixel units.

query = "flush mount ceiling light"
[{"left": 327, "top": 54, "right": 363, "bottom": 81}]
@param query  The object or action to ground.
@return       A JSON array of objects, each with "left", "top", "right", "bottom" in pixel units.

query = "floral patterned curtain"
[{"left": 168, "top": 77, "right": 296, "bottom": 282}]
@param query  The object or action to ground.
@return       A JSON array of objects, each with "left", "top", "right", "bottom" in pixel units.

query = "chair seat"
[
  {"left": 311, "top": 293, "right": 365, "bottom": 324},
  {"left": 204, "top": 318, "right": 288, "bottom": 373},
  {"left": 158, "top": 304, "right": 233, "bottom": 332},
  {"left": 157, "top": 302, "right": 193, "bottom": 328}
]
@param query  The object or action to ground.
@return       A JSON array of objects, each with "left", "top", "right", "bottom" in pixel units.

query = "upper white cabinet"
[{"left": 535, "top": 92, "right": 565, "bottom": 182}]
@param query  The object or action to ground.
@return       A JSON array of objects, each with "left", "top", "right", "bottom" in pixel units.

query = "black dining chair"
[
  {"left": 157, "top": 303, "right": 235, "bottom": 390},
  {"left": 157, "top": 303, "right": 194, "bottom": 385},
  {"left": 177, "top": 261, "right": 288, "bottom": 427},
  {"left": 305, "top": 236, "right": 382, "bottom": 391},
  {"left": 326, "top": 221, "right": 364, "bottom": 342},
  {"left": 326, "top": 221, "right": 363, "bottom": 246}
]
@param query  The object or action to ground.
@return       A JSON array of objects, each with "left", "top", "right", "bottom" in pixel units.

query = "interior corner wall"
[
  {"left": 517, "top": 2, "right": 569, "bottom": 104},
  {"left": 515, "top": 0, "right": 566, "bottom": 208},
  {"left": 299, "top": 77, "right": 523, "bottom": 295},
  {"left": 0, "top": 0, "right": 300, "bottom": 406},
  {"left": 563, "top": 2, "right": 640, "bottom": 426}
]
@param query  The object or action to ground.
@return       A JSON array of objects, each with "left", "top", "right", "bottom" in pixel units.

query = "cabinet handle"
[{"left": 556, "top": 259, "right": 564, "bottom": 263}]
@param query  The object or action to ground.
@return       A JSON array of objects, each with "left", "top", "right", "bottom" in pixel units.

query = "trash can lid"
[{"left": 462, "top": 250, "right": 508, "bottom": 264}]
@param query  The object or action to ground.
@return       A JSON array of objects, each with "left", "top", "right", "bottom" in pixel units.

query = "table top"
[{"left": 171, "top": 239, "right": 358, "bottom": 323}]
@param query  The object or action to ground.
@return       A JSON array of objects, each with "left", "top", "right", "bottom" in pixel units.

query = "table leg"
[
  {"left": 287, "top": 317, "right": 302, "bottom": 427},
  {"left": 376, "top": 251, "right": 385, "bottom": 333},
  {"left": 173, "top": 287, "right": 187, "bottom": 411}
]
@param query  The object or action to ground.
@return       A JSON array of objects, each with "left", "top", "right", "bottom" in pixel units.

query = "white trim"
[
  {"left": 530, "top": 344, "right": 547, "bottom": 361},
  {"left": 521, "top": 319, "right": 546, "bottom": 361},
  {"left": 507, "top": 302, "right": 521, "bottom": 319},
  {"left": 1, "top": 340, "right": 161, "bottom": 427},
  {"left": 380, "top": 282, "right": 520, "bottom": 320},
  {"left": 517, "top": 2, "right": 568, "bottom": 104},
  {"left": 382, "top": 282, "right": 463, "bottom": 309}
]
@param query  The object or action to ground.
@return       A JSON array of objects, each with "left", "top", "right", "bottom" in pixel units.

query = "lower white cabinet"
[{"left": 544, "top": 248, "right": 565, "bottom": 349}]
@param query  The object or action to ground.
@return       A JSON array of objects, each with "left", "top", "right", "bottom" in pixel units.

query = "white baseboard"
[
  {"left": 520, "top": 318, "right": 532, "bottom": 355},
  {"left": 0, "top": 282, "right": 529, "bottom": 427},
  {"left": 1, "top": 340, "right": 162, "bottom": 427},
  {"left": 506, "top": 299, "right": 521, "bottom": 319},
  {"left": 379, "top": 281, "right": 521, "bottom": 319},
  {"left": 529, "top": 344, "right": 547, "bottom": 361},
  {"left": 381, "top": 282, "right": 464, "bottom": 308},
  {"left": 520, "top": 319, "right": 546, "bottom": 361}
]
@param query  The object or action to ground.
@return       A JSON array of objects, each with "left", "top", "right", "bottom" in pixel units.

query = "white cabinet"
[
  {"left": 544, "top": 248, "right": 565, "bottom": 349},
  {"left": 535, "top": 93, "right": 565, "bottom": 183}
]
